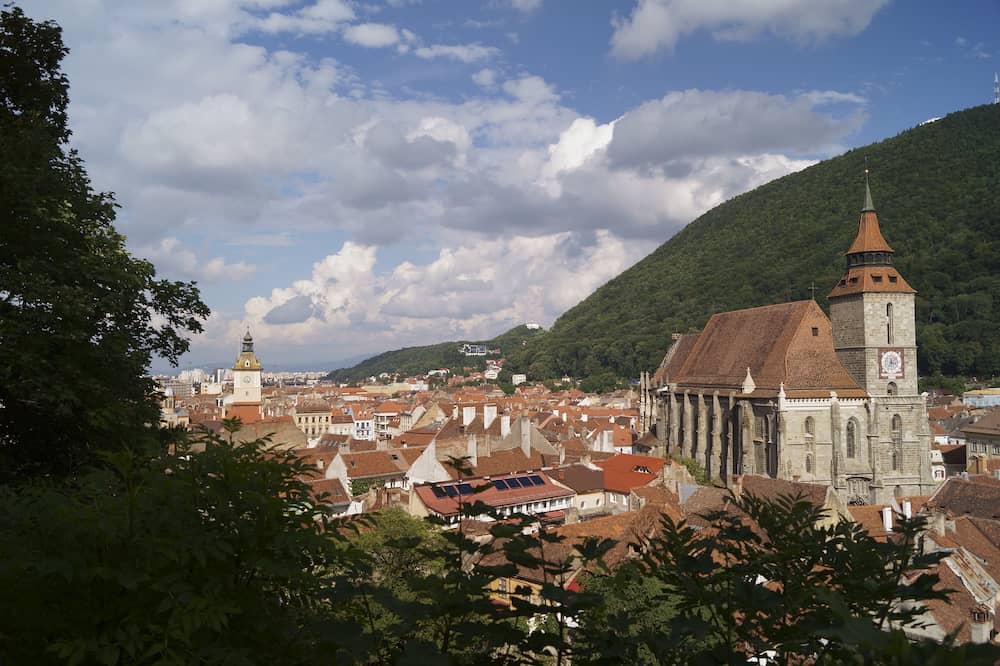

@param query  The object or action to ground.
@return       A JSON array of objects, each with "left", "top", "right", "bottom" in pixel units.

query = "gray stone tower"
[{"left": 828, "top": 176, "right": 918, "bottom": 398}]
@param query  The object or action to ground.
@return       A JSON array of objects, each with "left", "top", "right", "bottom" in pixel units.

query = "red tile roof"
[
  {"left": 596, "top": 454, "right": 665, "bottom": 494},
  {"left": 413, "top": 471, "right": 574, "bottom": 518},
  {"left": 669, "top": 301, "right": 864, "bottom": 396}
]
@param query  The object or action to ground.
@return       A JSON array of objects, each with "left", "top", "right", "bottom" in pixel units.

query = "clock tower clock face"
[
  {"left": 243, "top": 375, "right": 252, "bottom": 384},
  {"left": 878, "top": 349, "right": 904, "bottom": 379}
]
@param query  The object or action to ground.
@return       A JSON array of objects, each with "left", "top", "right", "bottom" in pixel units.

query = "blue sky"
[{"left": 25, "top": 0, "right": 1000, "bottom": 371}]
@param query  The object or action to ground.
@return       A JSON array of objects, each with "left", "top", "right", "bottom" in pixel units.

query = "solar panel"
[
  {"left": 506, "top": 478, "right": 522, "bottom": 488},
  {"left": 431, "top": 487, "right": 447, "bottom": 498},
  {"left": 444, "top": 486, "right": 458, "bottom": 497},
  {"left": 517, "top": 476, "right": 533, "bottom": 486},
  {"left": 458, "top": 483, "right": 474, "bottom": 496},
  {"left": 493, "top": 479, "right": 508, "bottom": 490},
  {"left": 529, "top": 475, "right": 544, "bottom": 486}
]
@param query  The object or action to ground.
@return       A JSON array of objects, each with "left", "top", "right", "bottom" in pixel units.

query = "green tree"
[
  {"left": 0, "top": 5, "right": 209, "bottom": 476},
  {"left": 575, "top": 492, "right": 1000, "bottom": 664},
  {"left": 0, "top": 427, "right": 348, "bottom": 664}
]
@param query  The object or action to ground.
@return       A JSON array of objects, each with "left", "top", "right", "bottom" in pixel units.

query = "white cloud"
[
  {"left": 607, "top": 89, "right": 866, "bottom": 167},
  {"left": 256, "top": 0, "right": 355, "bottom": 34},
  {"left": 510, "top": 0, "right": 543, "bottom": 13},
  {"left": 239, "top": 232, "right": 636, "bottom": 353},
  {"left": 140, "top": 238, "right": 257, "bottom": 282},
  {"left": 472, "top": 68, "right": 497, "bottom": 87},
  {"left": 414, "top": 43, "right": 500, "bottom": 62},
  {"left": 342, "top": 22, "right": 400, "bottom": 48},
  {"left": 611, "top": 0, "right": 891, "bottom": 60}
]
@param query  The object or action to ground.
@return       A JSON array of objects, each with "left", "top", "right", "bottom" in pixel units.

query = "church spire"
[
  {"left": 862, "top": 168, "right": 875, "bottom": 212},
  {"left": 845, "top": 169, "right": 893, "bottom": 261}
]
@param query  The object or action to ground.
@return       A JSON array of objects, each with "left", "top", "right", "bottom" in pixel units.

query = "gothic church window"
[
  {"left": 804, "top": 417, "right": 815, "bottom": 437},
  {"left": 887, "top": 303, "right": 893, "bottom": 345},
  {"left": 805, "top": 455, "right": 813, "bottom": 474},
  {"left": 891, "top": 415, "right": 903, "bottom": 470},
  {"left": 846, "top": 419, "right": 858, "bottom": 459}
]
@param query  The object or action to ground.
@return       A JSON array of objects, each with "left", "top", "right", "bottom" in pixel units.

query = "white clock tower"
[{"left": 232, "top": 330, "right": 262, "bottom": 405}]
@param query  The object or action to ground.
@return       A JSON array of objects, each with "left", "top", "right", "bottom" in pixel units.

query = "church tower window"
[
  {"left": 804, "top": 416, "right": 815, "bottom": 438},
  {"left": 887, "top": 303, "right": 893, "bottom": 345},
  {"left": 891, "top": 415, "right": 903, "bottom": 470},
  {"left": 846, "top": 419, "right": 858, "bottom": 459},
  {"left": 805, "top": 455, "right": 813, "bottom": 474}
]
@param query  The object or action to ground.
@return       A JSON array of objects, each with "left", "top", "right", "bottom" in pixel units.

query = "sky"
[{"left": 24, "top": 0, "right": 1000, "bottom": 372}]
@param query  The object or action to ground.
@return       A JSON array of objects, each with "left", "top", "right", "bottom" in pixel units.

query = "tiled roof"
[
  {"left": 963, "top": 408, "right": 1000, "bottom": 437},
  {"left": 596, "top": 454, "right": 665, "bottom": 494},
  {"left": 927, "top": 478, "right": 1000, "bottom": 520},
  {"left": 670, "top": 301, "right": 864, "bottom": 395},
  {"left": 547, "top": 464, "right": 604, "bottom": 493},
  {"left": 828, "top": 266, "right": 915, "bottom": 298},
  {"left": 341, "top": 448, "right": 425, "bottom": 479},
  {"left": 845, "top": 210, "right": 894, "bottom": 255},
  {"left": 736, "top": 474, "right": 831, "bottom": 508},
  {"left": 652, "top": 334, "right": 699, "bottom": 386},
  {"left": 463, "top": 448, "right": 556, "bottom": 479},
  {"left": 304, "top": 477, "right": 351, "bottom": 505},
  {"left": 413, "top": 470, "right": 574, "bottom": 518}
]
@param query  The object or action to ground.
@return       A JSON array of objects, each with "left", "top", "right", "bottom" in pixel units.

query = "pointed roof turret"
[
  {"left": 845, "top": 170, "right": 893, "bottom": 256},
  {"left": 829, "top": 171, "right": 915, "bottom": 298}
]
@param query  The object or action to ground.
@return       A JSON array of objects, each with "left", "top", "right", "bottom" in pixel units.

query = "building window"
[
  {"left": 887, "top": 382, "right": 898, "bottom": 396},
  {"left": 891, "top": 415, "right": 903, "bottom": 470},
  {"left": 804, "top": 417, "right": 815, "bottom": 438},
  {"left": 886, "top": 303, "right": 893, "bottom": 345},
  {"left": 811, "top": 327, "right": 819, "bottom": 337},
  {"left": 805, "top": 455, "right": 813, "bottom": 474},
  {"left": 846, "top": 419, "right": 857, "bottom": 459}
]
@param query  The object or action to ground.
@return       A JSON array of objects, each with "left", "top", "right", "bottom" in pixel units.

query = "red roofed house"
[
  {"left": 640, "top": 179, "right": 935, "bottom": 505},
  {"left": 596, "top": 454, "right": 665, "bottom": 512},
  {"left": 409, "top": 470, "right": 575, "bottom": 526}
]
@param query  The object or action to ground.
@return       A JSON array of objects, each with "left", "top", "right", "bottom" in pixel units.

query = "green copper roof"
[{"left": 862, "top": 173, "right": 875, "bottom": 212}]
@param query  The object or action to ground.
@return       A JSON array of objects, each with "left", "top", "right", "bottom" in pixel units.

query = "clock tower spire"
[
  {"left": 828, "top": 171, "right": 918, "bottom": 396},
  {"left": 228, "top": 329, "right": 263, "bottom": 422}
]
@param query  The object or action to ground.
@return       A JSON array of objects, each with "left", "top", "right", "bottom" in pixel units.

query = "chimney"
[
  {"left": 451, "top": 406, "right": 459, "bottom": 420},
  {"left": 466, "top": 434, "right": 478, "bottom": 468},
  {"left": 932, "top": 509, "right": 947, "bottom": 537},
  {"left": 462, "top": 406, "right": 475, "bottom": 427},
  {"left": 902, "top": 500, "right": 912, "bottom": 519},
  {"left": 729, "top": 474, "right": 743, "bottom": 498},
  {"left": 881, "top": 506, "right": 893, "bottom": 533},
  {"left": 970, "top": 606, "right": 992, "bottom": 644},
  {"left": 581, "top": 413, "right": 588, "bottom": 423},
  {"left": 520, "top": 415, "right": 531, "bottom": 457},
  {"left": 483, "top": 404, "right": 497, "bottom": 430},
  {"left": 500, "top": 414, "right": 511, "bottom": 438}
]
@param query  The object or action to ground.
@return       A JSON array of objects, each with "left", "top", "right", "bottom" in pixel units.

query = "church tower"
[
  {"left": 227, "top": 330, "right": 262, "bottom": 422},
  {"left": 828, "top": 175, "right": 918, "bottom": 397}
]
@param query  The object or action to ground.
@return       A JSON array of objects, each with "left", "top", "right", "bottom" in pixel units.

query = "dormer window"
[
  {"left": 850, "top": 277, "right": 859, "bottom": 284},
  {"left": 889, "top": 275, "right": 898, "bottom": 284},
  {"left": 873, "top": 275, "right": 883, "bottom": 283}
]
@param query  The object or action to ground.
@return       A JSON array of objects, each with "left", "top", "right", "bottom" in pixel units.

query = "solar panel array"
[{"left": 429, "top": 474, "right": 546, "bottom": 498}]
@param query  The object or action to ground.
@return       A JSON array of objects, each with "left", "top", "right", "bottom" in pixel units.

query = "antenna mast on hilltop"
[{"left": 994, "top": 72, "right": 999, "bottom": 104}]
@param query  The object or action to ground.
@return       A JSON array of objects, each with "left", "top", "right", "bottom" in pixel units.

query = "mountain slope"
[
  {"left": 506, "top": 104, "right": 1000, "bottom": 381},
  {"left": 327, "top": 325, "right": 544, "bottom": 382}
]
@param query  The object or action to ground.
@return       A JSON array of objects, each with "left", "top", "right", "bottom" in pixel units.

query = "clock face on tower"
[
  {"left": 878, "top": 348, "right": 904, "bottom": 379},
  {"left": 243, "top": 375, "right": 252, "bottom": 384}
]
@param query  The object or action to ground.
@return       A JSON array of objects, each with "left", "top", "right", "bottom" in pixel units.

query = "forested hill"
[
  {"left": 504, "top": 103, "right": 1000, "bottom": 383},
  {"left": 326, "top": 325, "right": 544, "bottom": 382}
]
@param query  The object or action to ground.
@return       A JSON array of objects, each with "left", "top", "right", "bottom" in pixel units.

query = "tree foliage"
[
  {"left": 0, "top": 5, "right": 209, "bottom": 476},
  {"left": 506, "top": 104, "right": 1000, "bottom": 384}
]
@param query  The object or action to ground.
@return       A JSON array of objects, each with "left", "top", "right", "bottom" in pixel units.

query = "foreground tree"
[
  {"left": 574, "top": 492, "right": 1000, "bottom": 665},
  {"left": 0, "top": 4, "right": 209, "bottom": 476}
]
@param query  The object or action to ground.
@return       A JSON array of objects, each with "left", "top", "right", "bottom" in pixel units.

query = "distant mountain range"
[
  {"left": 326, "top": 325, "right": 545, "bottom": 382},
  {"left": 334, "top": 103, "right": 1000, "bottom": 384}
]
